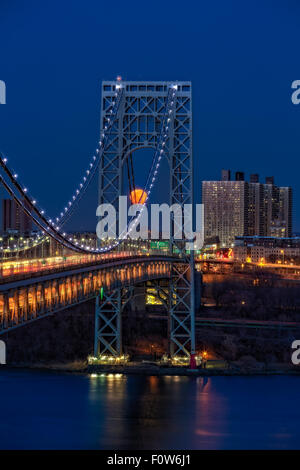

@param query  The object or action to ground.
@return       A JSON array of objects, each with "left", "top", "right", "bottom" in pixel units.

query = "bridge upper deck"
[{"left": 0, "top": 252, "right": 183, "bottom": 289}]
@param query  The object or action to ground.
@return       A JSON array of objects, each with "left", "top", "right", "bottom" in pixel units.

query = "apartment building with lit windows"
[
  {"left": 202, "top": 171, "right": 292, "bottom": 247},
  {"left": 234, "top": 236, "right": 300, "bottom": 263}
]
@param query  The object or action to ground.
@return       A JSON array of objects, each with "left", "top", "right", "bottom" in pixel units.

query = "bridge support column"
[
  {"left": 169, "top": 258, "right": 196, "bottom": 358},
  {"left": 94, "top": 287, "right": 122, "bottom": 357}
]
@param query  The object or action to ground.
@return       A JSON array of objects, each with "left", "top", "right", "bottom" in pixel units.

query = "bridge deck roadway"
[{"left": 0, "top": 255, "right": 181, "bottom": 291}]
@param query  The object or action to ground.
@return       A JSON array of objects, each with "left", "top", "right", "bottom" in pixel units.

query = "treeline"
[
  {"left": 4, "top": 300, "right": 95, "bottom": 364},
  {"left": 204, "top": 273, "right": 300, "bottom": 321}
]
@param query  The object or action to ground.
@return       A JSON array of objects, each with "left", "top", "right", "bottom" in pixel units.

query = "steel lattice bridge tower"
[{"left": 96, "top": 80, "right": 195, "bottom": 358}]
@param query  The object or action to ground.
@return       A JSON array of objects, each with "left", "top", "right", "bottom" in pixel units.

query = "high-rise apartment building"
[
  {"left": 270, "top": 186, "right": 292, "bottom": 237},
  {"left": 202, "top": 171, "right": 292, "bottom": 246},
  {"left": 2, "top": 199, "right": 32, "bottom": 234},
  {"left": 248, "top": 181, "right": 264, "bottom": 236},
  {"left": 202, "top": 178, "right": 248, "bottom": 247}
]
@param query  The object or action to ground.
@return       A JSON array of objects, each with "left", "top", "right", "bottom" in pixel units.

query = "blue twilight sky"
[{"left": 0, "top": 0, "right": 300, "bottom": 231}]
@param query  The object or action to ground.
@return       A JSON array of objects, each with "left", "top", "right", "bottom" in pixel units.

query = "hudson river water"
[{"left": 0, "top": 370, "right": 299, "bottom": 449}]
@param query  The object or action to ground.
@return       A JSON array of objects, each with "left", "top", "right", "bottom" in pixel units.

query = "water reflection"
[
  {"left": 0, "top": 371, "right": 300, "bottom": 449},
  {"left": 194, "top": 377, "right": 229, "bottom": 449},
  {"left": 88, "top": 373, "right": 128, "bottom": 448},
  {"left": 86, "top": 374, "right": 300, "bottom": 450},
  {"left": 87, "top": 373, "right": 227, "bottom": 449}
]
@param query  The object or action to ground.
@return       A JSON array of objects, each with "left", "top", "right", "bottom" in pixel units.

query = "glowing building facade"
[
  {"left": 202, "top": 171, "right": 292, "bottom": 247},
  {"left": 202, "top": 179, "right": 247, "bottom": 247}
]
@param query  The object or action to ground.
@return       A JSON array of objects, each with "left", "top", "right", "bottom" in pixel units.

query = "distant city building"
[
  {"left": 250, "top": 173, "right": 259, "bottom": 183},
  {"left": 265, "top": 176, "right": 274, "bottom": 185},
  {"left": 260, "top": 183, "right": 292, "bottom": 238},
  {"left": 2, "top": 198, "right": 32, "bottom": 234},
  {"left": 235, "top": 171, "right": 245, "bottom": 181},
  {"left": 221, "top": 169, "right": 231, "bottom": 181},
  {"left": 274, "top": 186, "right": 292, "bottom": 237},
  {"left": 202, "top": 170, "right": 293, "bottom": 246},
  {"left": 202, "top": 179, "right": 248, "bottom": 247},
  {"left": 234, "top": 236, "right": 300, "bottom": 263},
  {"left": 248, "top": 178, "right": 263, "bottom": 236}
]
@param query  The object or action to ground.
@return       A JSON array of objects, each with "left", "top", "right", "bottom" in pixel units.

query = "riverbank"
[
  {"left": 87, "top": 361, "right": 300, "bottom": 376},
  {"left": 2, "top": 360, "right": 300, "bottom": 376}
]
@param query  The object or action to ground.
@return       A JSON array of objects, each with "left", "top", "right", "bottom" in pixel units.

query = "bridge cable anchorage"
[{"left": 0, "top": 84, "right": 177, "bottom": 254}]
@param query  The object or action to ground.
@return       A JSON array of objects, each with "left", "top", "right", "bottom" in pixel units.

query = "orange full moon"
[{"left": 130, "top": 188, "right": 147, "bottom": 205}]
